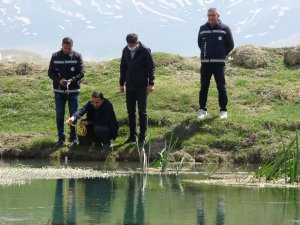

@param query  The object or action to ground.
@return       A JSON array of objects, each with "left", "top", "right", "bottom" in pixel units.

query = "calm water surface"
[{"left": 0, "top": 160, "right": 299, "bottom": 225}]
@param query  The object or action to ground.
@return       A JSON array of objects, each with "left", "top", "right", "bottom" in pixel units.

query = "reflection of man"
[
  {"left": 52, "top": 179, "right": 77, "bottom": 225},
  {"left": 198, "top": 8, "right": 234, "bottom": 119},
  {"left": 197, "top": 194, "right": 205, "bottom": 225},
  {"left": 48, "top": 37, "right": 84, "bottom": 148},
  {"left": 120, "top": 33, "right": 155, "bottom": 146},
  {"left": 83, "top": 178, "right": 116, "bottom": 223},
  {"left": 52, "top": 179, "right": 65, "bottom": 225},
  {"left": 66, "top": 91, "right": 118, "bottom": 151},
  {"left": 123, "top": 176, "right": 145, "bottom": 225},
  {"left": 216, "top": 197, "right": 225, "bottom": 225}
]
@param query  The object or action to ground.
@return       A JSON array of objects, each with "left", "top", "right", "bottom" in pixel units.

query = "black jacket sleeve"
[
  {"left": 71, "top": 54, "right": 84, "bottom": 83},
  {"left": 48, "top": 54, "right": 60, "bottom": 84},
  {"left": 145, "top": 49, "right": 155, "bottom": 86},
  {"left": 197, "top": 27, "right": 202, "bottom": 50},
  {"left": 225, "top": 26, "right": 234, "bottom": 56},
  {"left": 73, "top": 101, "right": 90, "bottom": 120},
  {"left": 120, "top": 50, "right": 127, "bottom": 86},
  {"left": 107, "top": 102, "right": 119, "bottom": 140}
]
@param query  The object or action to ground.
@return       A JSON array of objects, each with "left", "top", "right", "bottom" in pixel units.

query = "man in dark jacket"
[
  {"left": 120, "top": 33, "right": 155, "bottom": 145},
  {"left": 66, "top": 91, "right": 119, "bottom": 151},
  {"left": 198, "top": 8, "right": 234, "bottom": 119},
  {"left": 48, "top": 37, "right": 84, "bottom": 148}
]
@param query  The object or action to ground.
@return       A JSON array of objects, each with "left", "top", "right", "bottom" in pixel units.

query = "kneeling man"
[{"left": 66, "top": 91, "right": 119, "bottom": 151}]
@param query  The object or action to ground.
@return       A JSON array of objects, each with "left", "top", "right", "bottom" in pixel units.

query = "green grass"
[
  {"left": 0, "top": 49, "right": 300, "bottom": 163},
  {"left": 255, "top": 131, "right": 300, "bottom": 183}
]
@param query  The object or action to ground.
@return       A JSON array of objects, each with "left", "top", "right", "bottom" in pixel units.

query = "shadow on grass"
[
  {"left": 2, "top": 116, "right": 216, "bottom": 161},
  {"left": 163, "top": 116, "right": 218, "bottom": 150},
  {"left": 16, "top": 139, "right": 116, "bottom": 161},
  {"left": 14, "top": 137, "right": 58, "bottom": 158},
  {"left": 0, "top": 134, "right": 141, "bottom": 161}
]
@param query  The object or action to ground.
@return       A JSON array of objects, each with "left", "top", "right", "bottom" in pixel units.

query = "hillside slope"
[{"left": 0, "top": 49, "right": 299, "bottom": 163}]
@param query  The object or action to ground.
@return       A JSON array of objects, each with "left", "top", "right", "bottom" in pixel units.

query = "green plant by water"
[{"left": 256, "top": 130, "right": 300, "bottom": 184}]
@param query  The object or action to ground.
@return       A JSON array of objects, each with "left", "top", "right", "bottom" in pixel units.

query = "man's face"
[
  {"left": 62, "top": 43, "right": 73, "bottom": 55},
  {"left": 207, "top": 10, "right": 219, "bottom": 25},
  {"left": 91, "top": 97, "right": 104, "bottom": 109},
  {"left": 127, "top": 42, "right": 139, "bottom": 50}
]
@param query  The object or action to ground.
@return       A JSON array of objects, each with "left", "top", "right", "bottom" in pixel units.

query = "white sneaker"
[
  {"left": 220, "top": 111, "right": 228, "bottom": 119},
  {"left": 198, "top": 109, "right": 208, "bottom": 119}
]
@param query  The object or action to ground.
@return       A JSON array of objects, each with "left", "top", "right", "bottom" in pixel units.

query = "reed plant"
[{"left": 256, "top": 131, "right": 300, "bottom": 184}]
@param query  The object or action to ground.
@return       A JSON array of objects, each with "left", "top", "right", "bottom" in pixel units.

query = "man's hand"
[
  {"left": 147, "top": 85, "right": 154, "bottom": 93},
  {"left": 59, "top": 78, "right": 71, "bottom": 87},
  {"left": 80, "top": 120, "right": 89, "bottom": 126},
  {"left": 120, "top": 86, "right": 125, "bottom": 94},
  {"left": 66, "top": 116, "right": 75, "bottom": 125},
  {"left": 59, "top": 78, "right": 66, "bottom": 86}
]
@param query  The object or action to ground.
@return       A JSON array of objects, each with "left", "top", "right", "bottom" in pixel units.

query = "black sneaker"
[
  {"left": 103, "top": 142, "right": 111, "bottom": 152},
  {"left": 88, "top": 143, "right": 97, "bottom": 152},
  {"left": 138, "top": 139, "right": 146, "bottom": 148},
  {"left": 124, "top": 136, "right": 137, "bottom": 144},
  {"left": 68, "top": 140, "right": 77, "bottom": 148},
  {"left": 54, "top": 140, "right": 65, "bottom": 149}
]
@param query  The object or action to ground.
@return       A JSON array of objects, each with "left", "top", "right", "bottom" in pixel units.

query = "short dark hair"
[
  {"left": 126, "top": 33, "right": 138, "bottom": 44},
  {"left": 92, "top": 91, "right": 104, "bottom": 99},
  {"left": 208, "top": 8, "right": 220, "bottom": 16},
  {"left": 62, "top": 37, "right": 73, "bottom": 45}
]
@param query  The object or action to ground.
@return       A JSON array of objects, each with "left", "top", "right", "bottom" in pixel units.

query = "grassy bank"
[{"left": 0, "top": 49, "right": 299, "bottom": 163}]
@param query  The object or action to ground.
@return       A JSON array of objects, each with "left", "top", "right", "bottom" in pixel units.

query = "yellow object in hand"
[{"left": 70, "top": 123, "right": 87, "bottom": 136}]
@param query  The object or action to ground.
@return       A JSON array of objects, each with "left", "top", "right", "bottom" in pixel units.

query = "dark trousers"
[
  {"left": 199, "top": 63, "right": 228, "bottom": 111},
  {"left": 54, "top": 92, "right": 79, "bottom": 141},
  {"left": 78, "top": 125, "right": 110, "bottom": 145},
  {"left": 126, "top": 86, "right": 148, "bottom": 141}
]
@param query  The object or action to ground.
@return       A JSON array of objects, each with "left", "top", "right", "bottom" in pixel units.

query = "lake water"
[{"left": 0, "top": 160, "right": 299, "bottom": 225}]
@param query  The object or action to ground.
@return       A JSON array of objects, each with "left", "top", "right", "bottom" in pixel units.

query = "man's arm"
[
  {"left": 108, "top": 102, "right": 119, "bottom": 139},
  {"left": 226, "top": 26, "right": 234, "bottom": 56},
  {"left": 120, "top": 51, "right": 127, "bottom": 86},
  {"left": 145, "top": 49, "right": 155, "bottom": 86},
  {"left": 48, "top": 54, "right": 60, "bottom": 84},
  {"left": 71, "top": 54, "right": 84, "bottom": 83},
  {"left": 73, "top": 101, "right": 90, "bottom": 120},
  {"left": 197, "top": 27, "right": 202, "bottom": 50},
  {"left": 66, "top": 101, "right": 90, "bottom": 125}
]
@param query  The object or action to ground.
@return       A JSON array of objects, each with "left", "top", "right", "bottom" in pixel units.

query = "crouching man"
[{"left": 66, "top": 91, "right": 119, "bottom": 151}]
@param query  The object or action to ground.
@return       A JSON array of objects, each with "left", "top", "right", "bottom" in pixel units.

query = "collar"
[
  {"left": 207, "top": 19, "right": 221, "bottom": 28},
  {"left": 60, "top": 49, "right": 74, "bottom": 57}
]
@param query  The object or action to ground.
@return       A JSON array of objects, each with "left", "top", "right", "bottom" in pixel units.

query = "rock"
[
  {"left": 284, "top": 45, "right": 300, "bottom": 66},
  {"left": 230, "top": 45, "right": 270, "bottom": 69},
  {"left": 15, "top": 62, "right": 33, "bottom": 75}
]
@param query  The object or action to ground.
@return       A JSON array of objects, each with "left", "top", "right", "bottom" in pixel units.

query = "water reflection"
[
  {"left": 1, "top": 174, "right": 300, "bottom": 225},
  {"left": 51, "top": 178, "right": 116, "bottom": 225},
  {"left": 52, "top": 179, "right": 77, "bottom": 225},
  {"left": 123, "top": 176, "right": 135, "bottom": 224},
  {"left": 216, "top": 197, "right": 225, "bottom": 225},
  {"left": 52, "top": 179, "right": 65, "bottom": 225},
  {"left": 289, "top": 188, "right": 300, "bottom": 225},
  {"left": 197, "top": 194, "right": 205, "bottom": 225},
  {"left": 83, "top": 178, "right": 116, "bottom": 224},
  {"left": 197, "top": 194, "right": 225, "bottom": 225},
  {"left": 67, "top": 180, "right": 77, "bottom": 225},
  {"left": 123, "top": 175, "right": 146, "bottom": 225}
]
